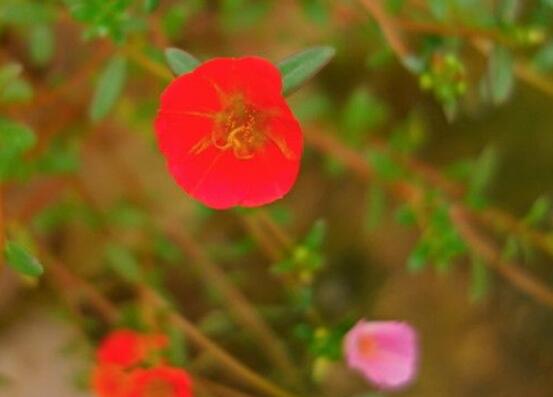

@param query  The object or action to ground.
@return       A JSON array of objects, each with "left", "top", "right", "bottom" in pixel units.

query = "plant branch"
[
  {"left": 304, "top": 127, "right": 553, "bottom": 309},
  {"left": 360, "top": 0, "right": 411, "bottom": 61},
  {"left": 450, "top": 204, "right": 553, "bottom": 308},
  {"left": 39, "top": 245, "right": 299, "bottom": 397}
]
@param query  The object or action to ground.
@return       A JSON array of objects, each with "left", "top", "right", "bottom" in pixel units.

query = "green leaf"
[
  {"left": 467, "top": 146, "right": 498, "bottom": 208},
  {"left": 342, "top": 89, "right": 388, "bottom": 144},
  {"left": 534, "top": 41, "right": 553, "bottom": 72},
  {"left": 104, "top": 244, "right": 142, "bottom": 283},
  {"left": 89, "top": 56, "right": 127, "bottom": 121},
  {"left": 4, "top": 241, "right": 44, "bottom": 277},
  {"left": 0, "top": 63, "right": 33, "bottom": 103},
  {"left": 164, "top": 48, "right": 200, "bottom": 76},
  {"left": 487, "top": 46, "right": 514, "bottom": 105},
  {"left": 524, "top": 196, "right": 550, "bottom": 226},
  {"left": 1, "top": 79, "right": 33, "bottom": 103},
  {"left": 0, "top": 118, "right": 36, "bottom": 181},
  {"left": 144, "top": 0, "right": 160, "bottom": 12},
  {"left": 304, "top": 219, "right": 326, "bottom": 249},
  {"left": 407, "top": 240, "right": 429, "bottom": 272},
  {"left": 166, "top": 326, "right": 188, "bottom": 366},
  {"left": 365, "top": 185, "right": 386, "bottom": 231},
  {"left": 395, "top": 204, "right": 416, "bottom": 226},
  {"left": 469, "top": 255, "right": 489, "bottom": 302},
  {"left": 278, "top": 46, "right": 335, "bottom": 96},
  {"left": 29, "top": 24, "right": 55, "bottom": 66},
  {"left": 300, "top": 0, "right": 329, "bottom": 24}
]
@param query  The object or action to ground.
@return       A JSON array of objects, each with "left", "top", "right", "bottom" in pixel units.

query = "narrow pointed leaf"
[
  {"left": 4, "top": 241, "right": 43, "bottom": 277},
  {"left": 488, "top": 45, "right": 514, "bottom": 105},
  {"left": 89, "top": 56, "right": 127, "bottom": 121},
  {"left": 278, "top": 46, "right": 335, "bottom": 96},
  {"left": 144, "top": 0, "right": 160, "bottom": 12},
  {"left": 165, "top": 48, "right": 200, "bottom": 76}
]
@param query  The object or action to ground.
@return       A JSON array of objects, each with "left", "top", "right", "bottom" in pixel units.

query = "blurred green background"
[{"left": 2, "top": 0, "right": 553, "bottom": 396}]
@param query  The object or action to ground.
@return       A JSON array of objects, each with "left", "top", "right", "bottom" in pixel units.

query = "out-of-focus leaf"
[
  {"left": 367, "top": 150, "right": 404, "bottom": 181},
  {"left": 304, "top": 219, "right": 326, "bottom": 249},
  {"left": 220, "top": 0, "right": 270, "bottom": 31},
  {"left": 427, "top": 0, "right": 448, "bottom": 20},
  {"left": 144, "top": 0, "right": 160, "bottom": 12},
  {"left": 390, "top": 111, "right": 427, "bottom": 153},
  {"left": 0, "top": 118, "right": 36, "bottom": 181},
  {"left": 1, "top": 79, "right": 33, "bottom": 103},
  {"left": 165, "top": 48, "right": 200, "bottom": 76},
  {"left": 395, "top": 204, "right": 417, "bottom": 226},
  {"left": 291, "top": 91, "right": 332, "bottom": 122},
  {"left": 501, "top": 235, "right": 519, "bottom": 261},
  {"left": 365, "top": 184, "right": 386, "bottom": 231},
  {"left": 104, "top": 243, "right": 142, "bottom": 283},
  {"left": 4, "top": 240, "right": 44, "bottom": 277},
  {"left": 497, "top": 0, "right": 520, "bottom": 22},
  {"left": 534, "top": 41, "right": 553, "bottom": 72},
  {"left": 467, "top": 146, "right": 498, "bottom": 208},
  {"left": 37, "top": 143, "right": 79, "bottom": 175},
  {"left": 342, "top": 89, "right": 388, "bottom": 144},
  {"left": 407, "top": 240, "right": 430, "bottom": 272},
  {"left": 386, "top": 0, "right": 407, "bottom": 13},
  {"left": 487, "top": 46, "right": 514, "bottom": 105},
  {"left": 470, "top": 255, "right": 489, "bottom": 302},
  {"left": 166, "top": 326, "right": 188, "bottom": 366},
  {"left": 29, "top": 24, "right": 55, "bottom": 66},
  {"left": 107, "top": 201, "right": 146, "bottom": 228},
  {"left": 162, "top": 0, "right": 204, "bottom": 39},
  {"left": 278, "top": 46, "right": 335, "bottom": 96},
  {"left": 300, "top": 0, "right": 329, "bottom": 24},
  {"left": 0, "top": 63, "right": 33, "bottom": 103},
  {"left": 524, "top": 196, "right": 550, "bottom": 226},
  {"left": 89, "top": 56, "right": 127, "bottom": 121}
]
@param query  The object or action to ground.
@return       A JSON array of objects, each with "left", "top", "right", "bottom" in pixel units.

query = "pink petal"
[{"left": 344, "top": 320, "right": 418, "bottom": 391}]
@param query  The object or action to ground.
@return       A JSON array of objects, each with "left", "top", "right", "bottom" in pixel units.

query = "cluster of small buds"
[{"left": 419, "top": 53, "right": 467, "bottom": 105}]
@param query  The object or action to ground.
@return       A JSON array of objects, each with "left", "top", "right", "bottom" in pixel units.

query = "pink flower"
[{"left": 344, "top": 320, "right": 418, "bottom": 391}]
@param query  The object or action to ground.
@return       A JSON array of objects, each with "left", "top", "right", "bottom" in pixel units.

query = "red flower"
[
  {"left": 92, "top": 330, "right": 193, "bottom": 397},
  {"left": 127, "top": 366, "right": 193, "bottom": 397},
  {"left": 97, "top": 329, "right": 168, "bottom": 368},
  {"left": 155, "top": 56, "right": 303, "bottom": 209},
  {"left": 92, "top": 365, "right": 132, "bottom": 397}
]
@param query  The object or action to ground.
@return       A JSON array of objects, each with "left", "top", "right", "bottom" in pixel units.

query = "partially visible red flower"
[
  {"left": 127, "top": 366, "right": 193, "bottom": 397},
  {"left": 92, "top": 365, "right": 132, "bottom": 397},
  {"left": 155, "top": 56, "right": 303, "bottom": 209},
  {"left": 97, "top": 329, "right": 168, "bottom": 368}
]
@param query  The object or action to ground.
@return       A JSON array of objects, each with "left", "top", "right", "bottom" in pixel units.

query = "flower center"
[
  {"left": 357, "top": 335, "right": 378, "bottom": 358},
  {"left": 212, "top": 94, "right": 268, "bottom": 159},
  {"left": 144, "top": 378, "right": 174, "bottom": 397},
  {"left": 189, "top": 93, "right": 269, "bottom": 160}
]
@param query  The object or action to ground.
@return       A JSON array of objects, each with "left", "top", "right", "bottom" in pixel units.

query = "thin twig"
[
  {"left": 450, "top": 204, "right": 553, "bottom": 308},
  {"left": 163, "top": 222, "right": 299, "bottom": 386},
  {"left": 239, "top": 215, "right": 284, "bottom": 262},
  {"left": 38, "top": 246, "right": 299, "bottom": 397},
  {"left": 360, "top": 0, "right": 411, "bottom": 60},
  {"left": 304, "top": 127, "right": 553, "bottom": 309},
  {"left": 147, "top": 290, "right": 298, "bottom": 397},
  {"left": 41, "top": 250, "right": 119, "bottom": 324}
]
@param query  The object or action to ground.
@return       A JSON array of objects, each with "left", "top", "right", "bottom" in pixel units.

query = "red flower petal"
[
  {"left": 97, "top": 330, "right": 168, "bottom": 368},
  {"left": 155, "top": 56, "right": 303, "bottom": 209},
  {"left": 92, "top": 365, "right": 131, "bottom": 397},
  {"left": 195, "top": 57, "right": 283, "bottom": 107},
  {"left": 127, "top": 366, "right": 193, "bottom": 397},
  {"left": 159, "top": 71, "right": 221, "bottom": 113}
]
